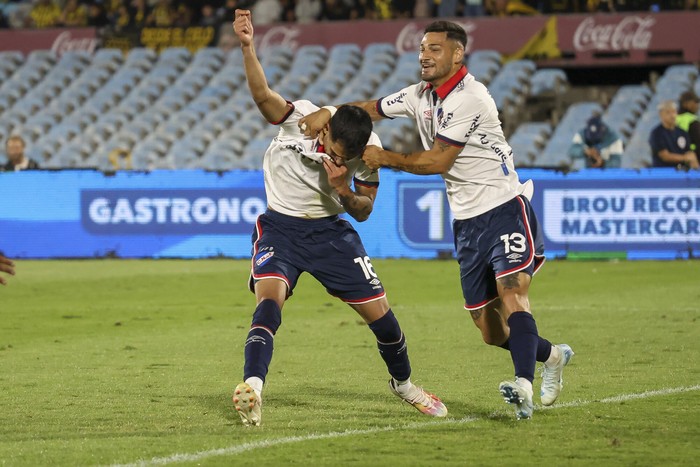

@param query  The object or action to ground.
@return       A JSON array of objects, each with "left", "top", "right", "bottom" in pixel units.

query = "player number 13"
[{"left": 500, "top": 233, "right": 526, "bottom": 254}]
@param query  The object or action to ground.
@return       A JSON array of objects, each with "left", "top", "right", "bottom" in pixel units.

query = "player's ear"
[{"left": 454, "top": 46, "right": 464, "bottom": 65}]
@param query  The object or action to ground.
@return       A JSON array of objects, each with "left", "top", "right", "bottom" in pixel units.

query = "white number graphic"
[
  {"left": 416, "top": 190, "right": 444, "bottom": 240},
  {"left": 499, "top": 233, "right": 527, "bottom": 253},
  {"left": 353, "top": 256, "right": 377, "bottom": 280}
]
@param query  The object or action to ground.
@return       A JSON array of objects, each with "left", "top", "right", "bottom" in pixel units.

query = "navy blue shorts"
[
  {"left": 453, "top": 195, "right": 545, "bottom": 310},
  {"left": 249, "top": 210, "right": 386, "bottom": 304}
]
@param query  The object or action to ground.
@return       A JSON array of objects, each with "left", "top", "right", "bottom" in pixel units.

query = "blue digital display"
[{"left": 1, "top": 168, "right": 698, "bottom": 259}]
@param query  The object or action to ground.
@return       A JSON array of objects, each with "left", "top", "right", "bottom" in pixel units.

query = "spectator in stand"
[
  {"left": 3, "top": 135, "right": 40, "bottom": 172},
  {"left": 87, "top": 1, "right": 111, "bottom": 27},
  {"left": 280, "top": 0, "right": 297, "bottom": 21},
  {"left": 319, "top": 0, "right": 352, "bottom": 20},
  {"left": 568, "top": 114, "right": 623, "bottom": 168},
  {"left": 199, "top": 3, "right": 218, "bottom": 26},
  {"left": 649, "top": 100, "right": 699, "bottom": 169},
  {"left": 111, "top": 0, "right": 132, "bottom": 29},
  {"left": 173, "top": 2, "right": 193, "bottom": 27},
  {"left": 350, "top": 0, "right": 376, "bottom": 19},
  {"left": 0, "top": 8, "right": 10, "bottom": 28},
  {"left": 586, "top": 0, "right": 617, "bottom": 11},
  {"left": 486, "top": 0, "right": 539, "bottom": 16},
  {"left": 59, "top": 0, "right": 88, "bottom": 27},
  {"left": 129, "top": 0, "right": 150, "bottom": 27},
  {"left": 392, "top": 0, "right": 415, "bottom": 17},
  {"left": 146, "top": 0, "right": 175, "bottom": 26},
  {"left": 430, "top": 0, "right": 458, "bottom": 17},
  {"left": 0, "top": 254, "right": 15, "bottom": 286},
  {"left": 463, "top": 0, "right": 486, "bottom": 16},
  {"left": 29, "top": 0, "right": 61, "bottom": 28},
  {"left": 295, "top": 0, "right": 323, "bottom": 22},
  {"left": 372, "top": 0, "right": 392, "bottom": 18},
  {"left": 251, "top": 0, "right": 282, "bottom": 23},
  {"left": 676, "top": 90, "right": 700, "bottom": 152},
  {"left": 218, "top": 0, "right": 256, "bottom": 23}
]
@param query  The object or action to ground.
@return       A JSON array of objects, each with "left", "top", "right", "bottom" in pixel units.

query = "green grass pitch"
[{"left": 0, "top": 259, "right": 698, "bottom": 466}]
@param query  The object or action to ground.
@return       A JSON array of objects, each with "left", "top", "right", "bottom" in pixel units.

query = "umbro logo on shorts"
[{"left": 506, "top": 253, "right": 523, "bottom": 263}]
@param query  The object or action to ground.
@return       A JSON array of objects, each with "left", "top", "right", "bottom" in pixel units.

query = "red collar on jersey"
[
  {"left": 421, "top": 65, "right": 468, "bottom": 100},
  {"left": 314, "top": 140, "right": 325, "bottom": 154}
]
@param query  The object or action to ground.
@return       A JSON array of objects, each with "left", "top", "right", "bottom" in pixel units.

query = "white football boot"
[
  {"left": 540, "top": 344, "right": 575, "bottom": 406},
  {"left": 499, "top": 379, "right": 534, "bottom": 420}
]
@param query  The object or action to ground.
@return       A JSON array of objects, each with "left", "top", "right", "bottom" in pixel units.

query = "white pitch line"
[{"left": 111, "top": 385, "right": 700, "bottom": 467}]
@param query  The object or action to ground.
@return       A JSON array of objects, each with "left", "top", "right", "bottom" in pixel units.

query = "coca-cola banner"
[
  {"left": 0, "top": 28, "right": 98, "bottom": 57},
  {"left": 227, "top": 11, "right": 700, "bottom": 66}
]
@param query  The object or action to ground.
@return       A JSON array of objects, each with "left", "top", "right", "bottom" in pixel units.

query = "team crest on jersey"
[{"left": 255, "top": 251, "right": 274, "bottom": 266}]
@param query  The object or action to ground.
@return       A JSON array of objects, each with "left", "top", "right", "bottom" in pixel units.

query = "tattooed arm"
[
  {"left": 337, "top": 184, "right": 376, "bottom": 222},
  {"left": 362, "top": 139, "right": 462, "bottom": 175}
]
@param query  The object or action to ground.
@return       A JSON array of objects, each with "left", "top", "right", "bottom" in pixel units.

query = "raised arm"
[
  {"left": 362, "top": 139, "right": 462, "bottom": 175},
  {"left": 233, "top": 10, "right": 291, "bottom": 124},
  {"left": 299, "top": 100, "right": 384, "bottom": 138}
]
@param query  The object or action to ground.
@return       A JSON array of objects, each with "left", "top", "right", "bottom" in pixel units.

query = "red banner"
[
  {"left": 0, "top": 28, "right": 98, "bottom": 56},
  {"left": 224, "top": 11, "right": 700, "bottom": 66}
]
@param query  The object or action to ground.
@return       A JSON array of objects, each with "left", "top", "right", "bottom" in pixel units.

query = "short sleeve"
[{"left": 377, "top": 84, "right": 420, "bottom": 120}]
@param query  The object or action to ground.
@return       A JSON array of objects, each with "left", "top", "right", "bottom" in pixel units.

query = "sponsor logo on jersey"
[
  {"left": 385, "top": 92, "right": 407, "bottom": 106},
  {"left": 369, "top": 278, "right": 381, "bottom": 286},
  {"left": 255, "top": 251, "right": 275, "bottom": 266},
  {"left": 423, "top": 109, "right": 432, "bottom": 120},
  {"left": 465, "top": 114, "right": 481, "bottom": 139}
]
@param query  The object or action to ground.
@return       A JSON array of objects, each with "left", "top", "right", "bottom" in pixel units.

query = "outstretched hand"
[
  {"left": 0, "top": 255, "right": 15, "bottom": 286},
  {"left": 233, "top": 9, "right": 253, "bottom": 46},
  {"left": 298, "top": 108, "right": 333, "bottom": 139}
]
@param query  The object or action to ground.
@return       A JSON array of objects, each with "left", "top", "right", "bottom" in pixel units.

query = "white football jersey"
[
  {"left": 263, "top": 100, "right": 381, "bottom": 218},
  {"left": 377, "top": 66, "right": 532, "bottom": 220}
]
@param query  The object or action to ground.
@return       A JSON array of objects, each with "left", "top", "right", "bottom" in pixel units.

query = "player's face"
[
  {"left": 659, "top": 106, "right": 678, "bottom": 129},
  {"left": 6, "top": 140, "right": 24, "bottom": 163},
  {"left": 419, "top": 32, "right": 462, "bottom": 87},
  {"left": 323, "top": 128, "right": 351, "bottom": 167}
]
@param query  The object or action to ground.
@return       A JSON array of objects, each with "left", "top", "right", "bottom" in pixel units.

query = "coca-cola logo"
[
  {"left": 396, "top": 22, "right": 475, "bottom": 55},
  {"left": 51, "top": 30, "right": 98, "bottom": 56},
  {"left": 255, "top": 25, "right": 300, "bottom": 53},
  {"left": 573, "top": 16, "right": 655, "bottom": 52}
]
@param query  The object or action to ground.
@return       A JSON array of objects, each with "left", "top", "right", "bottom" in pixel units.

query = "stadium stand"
[{"left": 1, "top": 41, "right": 699, "bottom": 171}]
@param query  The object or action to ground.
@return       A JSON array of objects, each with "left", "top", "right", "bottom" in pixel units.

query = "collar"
[{"left": 420, "top": 65, "right": 468, "bottom": 100}]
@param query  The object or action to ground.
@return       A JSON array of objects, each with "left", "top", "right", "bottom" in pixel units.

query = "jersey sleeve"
[
  {"left": 377, "top": 84, "right": 420, "bottom": 120},
  {"left": 353, "top": 132, "right": 382, "bottom": 187},
  {"left": 276, "top": 100, "right": 319, "bottom": 137}
]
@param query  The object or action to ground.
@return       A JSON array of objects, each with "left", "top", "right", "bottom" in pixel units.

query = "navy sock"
[
  {"left": 243, "top": 299, "right": 282, "bottom": 381},
  {"left": 506, "top": 312, "right": 539, "bottom": 383},
  {"left": 499, "top": 336, "right": 552, "bottom": 362},
  {"left": 368, "top": 309, "right": 411, "bottom": 381}
]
